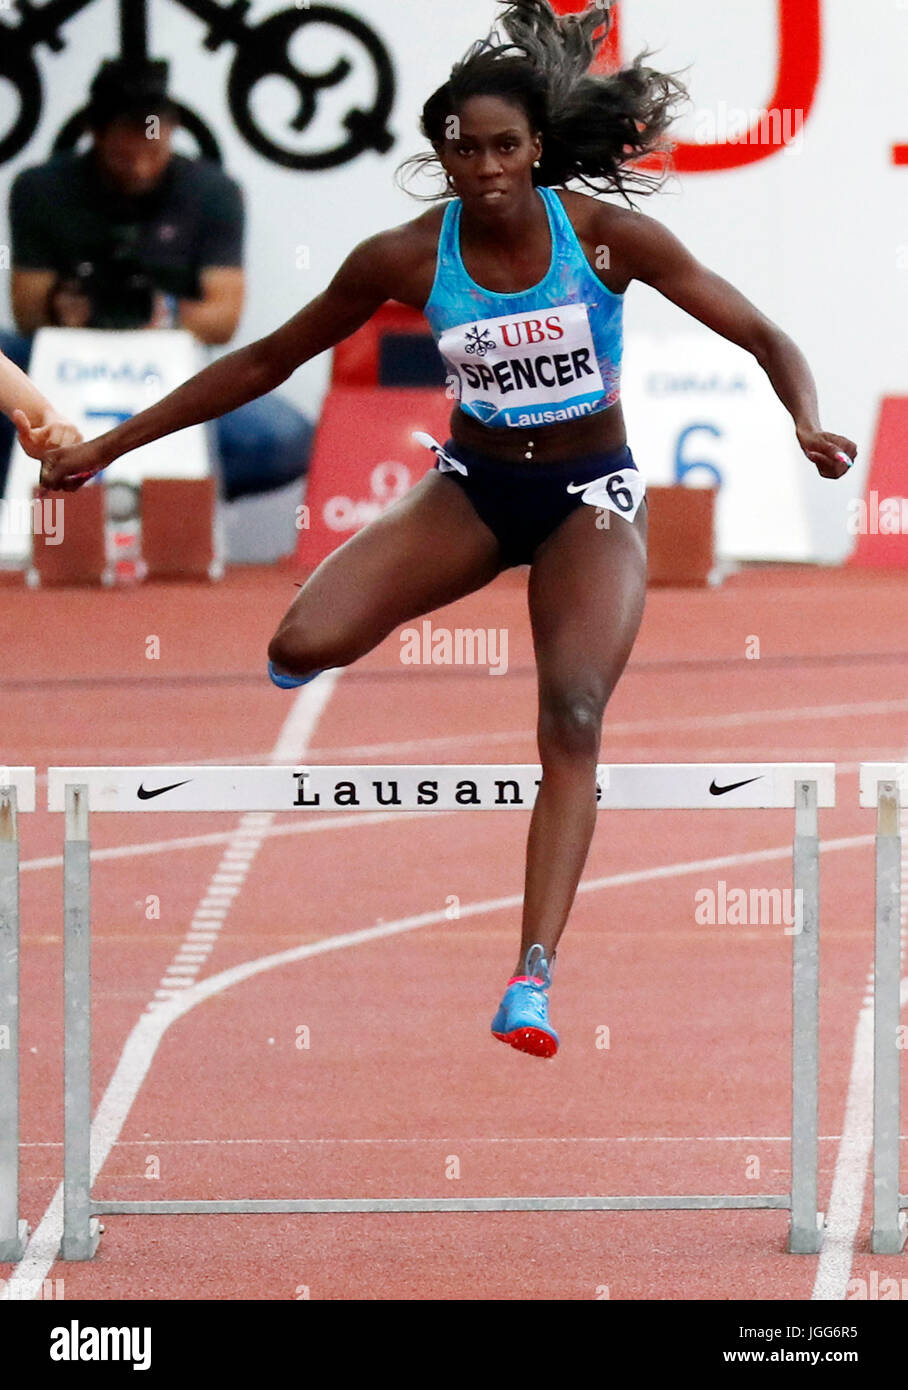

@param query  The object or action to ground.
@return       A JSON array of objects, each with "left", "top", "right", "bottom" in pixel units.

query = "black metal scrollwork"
[{"left": 0, "top": 0, "right": 396, "bottom": 169}]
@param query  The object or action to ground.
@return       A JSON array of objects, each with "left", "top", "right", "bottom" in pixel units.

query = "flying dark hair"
[{"left": 397, "top": 0, "right": 689, "bottom": 205}]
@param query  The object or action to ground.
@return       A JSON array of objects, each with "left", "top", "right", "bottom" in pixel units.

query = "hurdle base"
[
  {"left": 0, "top": 1220, "right": 29, "bottom": 1262},
  {"left": 871, "top": 1211, "right": 907, "bottom": 1255},
  {"left": 788, "top": 1211, "right": 825, "bottom": 1254},
  {"left": 61, "top": 1217, "right": 101, "bottom": 1262}
]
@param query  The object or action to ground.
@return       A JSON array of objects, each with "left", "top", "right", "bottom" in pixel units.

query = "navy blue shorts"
[{"left": 425, "top": 436, "right": 647, "bottom": 568}]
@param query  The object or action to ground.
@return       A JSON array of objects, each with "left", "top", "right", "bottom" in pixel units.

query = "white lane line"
[
  {"left": 18, "top": 808, "right": 433, "bottom": 875},
  {"left": 3, "top": 831, "right": 871, "bottom": 1298},
  {"left": 26, "top": 693, "right": 908, "bottom": 769},
  {"left": 306, "top": 697, "right": 908, "bottom": 760},
  {"left": 15, "top": 1135, "right": 858, "bottom": 1149},
  {"left": 811, "top": 1006, "right": 876, "bottom": 1300},
  {"left": 812, "top": 776, "right": 908, "bottom": 1301},
  {"left": 14, "top": 805, "right": 877, "bottom": 880}
]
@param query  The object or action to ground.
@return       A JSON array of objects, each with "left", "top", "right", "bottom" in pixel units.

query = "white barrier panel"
[
  {"left": 859, "top": 762, "right": 908, "bottom": 807},
  {"left": 0, "top": 328, "right": 213, "bottom": 566},
  {"left": 47, "top": 763, "right": 836, "bottom": 813},
  {"left": 621, "top": 333, "right": 812, "bottom": 563},
  {"left": 0, "top": 767, "right": 36, "bottom": 813}
]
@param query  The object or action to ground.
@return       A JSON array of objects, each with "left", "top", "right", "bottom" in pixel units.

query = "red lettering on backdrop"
[
  {"left": 500, "top": 323, "right": 521, "bottom": 346},
  {"left": 545, "top": 315, "right": 565, "bottom": 339},
  {"left": 549, "top": 0, "right": 821, "bottom": 174}
]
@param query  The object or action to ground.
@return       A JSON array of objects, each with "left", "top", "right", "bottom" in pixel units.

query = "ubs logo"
[
  {"left": 0, "top": 1, "right": 396, "bottom": 171},
  {"left": 464, "top": 326, "right": 496, "bottom": 357}
]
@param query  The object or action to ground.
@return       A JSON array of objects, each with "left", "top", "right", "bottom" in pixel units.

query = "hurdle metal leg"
[
  {"left": 0, "top": 789, "right": 28, "bottom": 1262},
  {"left": 789, "top": 781, "right": 824, "bottom": 1253},
  {"left": 871, "top": 780, "right": 906, "bottom": 1254},
  {"left": 62, "top": 785, "right": 99, "bottom": 1260}
]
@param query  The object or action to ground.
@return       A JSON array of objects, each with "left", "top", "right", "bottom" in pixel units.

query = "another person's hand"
[
  {"left": 795, "top": 426, "right": 857, "bottom": 479},
  {"left": 12, "top": 410, "right": 83, "bottom": 460},
  {"left": 38, "top": 436, "right": 110, "bottom": 492}
]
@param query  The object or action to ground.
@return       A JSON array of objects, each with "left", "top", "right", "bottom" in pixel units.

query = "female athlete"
[{"left": 40, "top": 1, "right": 856, "bottom": 1058}]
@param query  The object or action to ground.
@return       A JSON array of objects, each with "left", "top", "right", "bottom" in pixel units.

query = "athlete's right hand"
[
  {"left": 39, "top": 437, "right": 110, "bottom": 492},
  {"left": 795, "top": 425, "right": 857, "bottom": 479}
]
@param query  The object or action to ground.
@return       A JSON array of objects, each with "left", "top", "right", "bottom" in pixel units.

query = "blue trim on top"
[
  {"left": 545, "top": 188, "right": 626, "bottom": 305},
  {"left": 450, "top": 187, "right": 559, "bottom": 300},
  {"left": 422, "top": 198, "right": 457, "bottom": 316}
]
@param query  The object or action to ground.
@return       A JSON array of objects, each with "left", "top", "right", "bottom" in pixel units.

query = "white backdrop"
[{"left": 0, "top": 0, "right": 905, "bottom": 560}]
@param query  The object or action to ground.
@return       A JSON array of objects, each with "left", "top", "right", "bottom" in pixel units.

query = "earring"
[{"left": 533, "top": 160, "right": 541, "bottom": 167}]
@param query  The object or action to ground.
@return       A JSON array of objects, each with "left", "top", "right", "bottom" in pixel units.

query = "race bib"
[
  {"left": 439, "top": 302, "right": 608, "bottom": 428},
  {"left": 567, "top": 468, "right": 646, "bottom": 523}
]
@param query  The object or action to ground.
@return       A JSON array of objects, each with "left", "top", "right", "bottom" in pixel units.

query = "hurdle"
[
  {"left": 0, "top": 769, "right": 36, "bottom": 1263},
  {"left": 860, "top": 764, "right": 908, "bottom": 1254},
  {"left": 48, "top": 761, "right": 834, "bottom": 1259}
]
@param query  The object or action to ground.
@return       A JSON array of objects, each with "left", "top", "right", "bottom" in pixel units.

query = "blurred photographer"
[{"left": 0, "top": 57, "right": 312, "bottom": 498}]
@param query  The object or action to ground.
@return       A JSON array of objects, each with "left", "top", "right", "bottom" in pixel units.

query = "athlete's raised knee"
[{"left": 268, "top": 627, "right": 350, "bottom": 679}]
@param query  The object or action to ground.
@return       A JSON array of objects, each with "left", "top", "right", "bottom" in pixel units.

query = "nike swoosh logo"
[
  {"left": 709, "top": 776, "right": 763, "bottom": 796},
  {"left": 566, "top": 481, "right": 593, "bottom": 493},
  {"left": 137, "top": 780, "right": 192, "bottom": 800}
]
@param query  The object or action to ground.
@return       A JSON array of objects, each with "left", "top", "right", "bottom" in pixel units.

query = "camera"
[{"left": 62, "top": 232, "right": 156, "bottom": 330}]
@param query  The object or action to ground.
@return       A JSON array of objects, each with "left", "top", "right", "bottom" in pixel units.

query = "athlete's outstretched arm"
[
  {"left": 614, "top": 211, "right": 856, "bottom": 479},
  {"left": 39, "top": 233, "right": 405, "bottom": 490}
]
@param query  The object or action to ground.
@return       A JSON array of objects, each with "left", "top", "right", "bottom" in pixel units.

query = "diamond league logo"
[{"left": 0, "top": 0, "right": 396, "bottom": 170}]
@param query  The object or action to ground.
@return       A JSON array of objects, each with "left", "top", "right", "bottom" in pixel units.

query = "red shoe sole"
[{"left": 493, "top": 1027, "right": 558, "bottom": 1058}]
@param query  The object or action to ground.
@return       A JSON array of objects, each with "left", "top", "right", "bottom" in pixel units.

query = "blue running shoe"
[
  {"left": 268, "top": 660, "right": 324, "bottom": 689},
  {"left": 491, "top": 944, "right": 559, "bottom": 1058}
]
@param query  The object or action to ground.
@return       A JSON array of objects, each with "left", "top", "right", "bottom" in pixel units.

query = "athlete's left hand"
[
  {"left": 795, "top": 425, "right": 857, "bottom": 479},
  {"left": 12, "top": 410, "right": 83, "bottom": 460},
  {"left": 38, "top": 435, "right": 111, "bottom": 491}
]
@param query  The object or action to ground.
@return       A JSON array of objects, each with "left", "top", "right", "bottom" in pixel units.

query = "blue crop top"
[{"left": 423, "top": 186, "right": 623, "bottom": 429}]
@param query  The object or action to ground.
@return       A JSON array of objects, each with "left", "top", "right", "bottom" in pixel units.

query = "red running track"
[{"left": 1, "top": 563, "right": 907, "bottom": 1300}]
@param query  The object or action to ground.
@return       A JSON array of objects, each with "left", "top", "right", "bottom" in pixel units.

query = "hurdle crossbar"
[
  {"left": 49, "top": 763, "right": 834, "bottom": 1259},
  {"left": 47, "top": 762, "right": 834, "bottom": 813},
  {"left": 860, "top": 765, "right": 908, "bottom": 1254},
  {"left": 0, "top": 769, "right": 36, "bottom": 1262}
]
